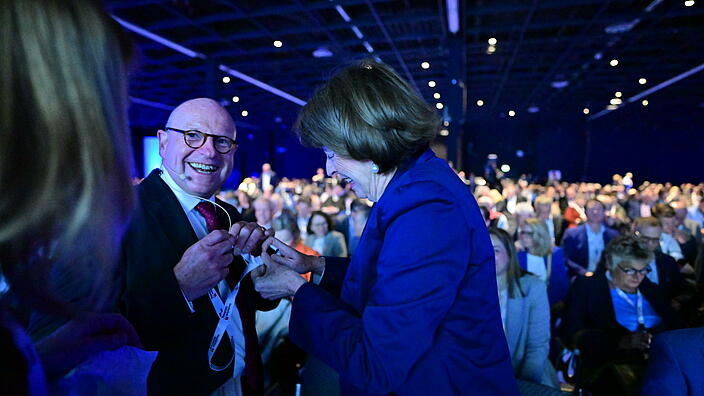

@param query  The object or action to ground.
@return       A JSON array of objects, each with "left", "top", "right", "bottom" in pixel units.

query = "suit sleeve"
[
  {"left": 521, "top": 279, "right": 551, "bottom": 384},
  {"left": 641, "top": 334, "right": 686, "bottom": 395},
  {"left": 289, "top": 181, "right": 471, "bottom": 394}
]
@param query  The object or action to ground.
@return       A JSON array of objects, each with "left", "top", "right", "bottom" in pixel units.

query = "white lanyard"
[
  {"left": 607, "top": 271, "right": 644, "bottom": 326},
  {"left": 206, "top": 253, "right": 265, "bottom": 374}
]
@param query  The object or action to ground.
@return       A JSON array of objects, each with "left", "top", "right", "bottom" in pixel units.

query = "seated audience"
[
  {"left": 653, "top": 203, "right": 698, "bottom": 266},
  {"left": 254, "top": 196, "right": 277, "bottom": 229},
  {"left": 490, "top": 228, "right": 558, "bottom": 387},
  {"left": 560, "top": 235, "right": 680, "bottom": 395},
  {"left": 517, "top": 219, "right": 570, "bottom": 307},
  {"left": 304, "top": 211, "right": 347, "bottom": 259},
  {"left": 336, "top": 199, "right": 371, "bottom": 256},
  {"left": 561, "top": 199, "right": 620, "bottom": 276}
]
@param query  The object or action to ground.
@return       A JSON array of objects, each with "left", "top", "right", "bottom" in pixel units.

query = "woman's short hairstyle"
[
  {"left": 0, "top": 0, "right": 134, "bottom": 308},
  {"left": 488, "top": 227, "right": 526, "bottom": 298},
  {"left": 308, "top": 211, "right": 334, "bottom": 235},
  {"left": 523, "top": 218, "right": 553, "bottom": 257},
  {"left": 603, "top": 235, "right": 654, "bottom": 272},
  {"left": 295, "top": 60, "right": 440, "bottom": 173}
]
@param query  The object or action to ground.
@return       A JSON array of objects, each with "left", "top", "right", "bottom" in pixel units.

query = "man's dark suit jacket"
[
  {"left": 652, "top": 251, "right": 687, "bottom": 300},
  {"left": 560, "top": 272, "right": 679, "bottom": 372},
  {"left": 642, "top": 327, "right": 704, "bottom": 396},
  {"left": 119, "top": 170, "right": 276, "bottom": 396},
  {"left": 560, "top": 224, "right": 620, "bottom": 274}
]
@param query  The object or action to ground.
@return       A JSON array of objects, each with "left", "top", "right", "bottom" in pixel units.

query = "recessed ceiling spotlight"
[
  {"left": 421, "top": 61, "right": 430, "bottom": 69},
  {"left": 615, "top": 91, "right": 622, "bottom": 98},
  {"left": 488, "top": 37, "right": 497, "bottom": 45},
  {"left": 639, "top": 78, "right": 647, "bottom": 85},
  {"left": 232, "top": 96, "right": 240, "bottom": 103},
  {"left": 610, "top": 98, "right": 623, "bottom": 105},
  {"left": 607, "top": 104, "right": 618, "bottom": 110},
  {"left": 476, "top": 99, "right": 484, "bottom": 106},
  {"left": 433, "top": 92, "right": 441, "bottom": 99},
  {"left": 487, "top": 45, "right": 496, "bottom": 54},
  {"left": 439, "top": 129, "right": 449, "bottom": 136},
  {"left": 685, "top": 0, "right": 695, "bottom": 6},
  {"left": 443, "top": 121, "right": 450, "bottom": 126},
  {"left": 241, "top": 110, "right": 248, "bottom": 117},
  {"left": 436, "top": 103, "right": 444, "bottom": 109},
  {"left": 428, "top": 80, "right": 436, "bottom": 88},
  {"left": 642, "top": 99, "right": 649, "bottom": 106},
  {"left": 508, "top": 110, "right": 516, "bottom": 117},
  {"left": 500, "top": 164, "right": 511, "bottom": 173},
  {"left": 583, "top": 108, "right": 590, "bottom": 115},
  {"left": 610, "top": 59, "right": 619, "bottom": 67},
  {"left": 222, "top": 76, "right": 231, "bottom": 83},
  {"left": 273, "top": 40, "right": 283, "bottom": 48}
]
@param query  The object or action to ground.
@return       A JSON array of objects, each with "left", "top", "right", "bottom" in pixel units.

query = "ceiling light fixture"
[
  {"left": 428, "top": 80, "right": 436, "bottom": 88},
  {"left": 488, "top": 37, "right": 498, "bottom": 45},
  {"left": 273, "top": 40, "right": 283, "bottom": 48},
  {"left": 222, "top": 76, "right": 231, "bottom": 83},
  {"left": 232, "top": 96, "right": 239, "bottom": 103},
  {"left": 439, "top": 129, "right": 450, "bottom": 136},
  {"left": 639, "top": 78, "right": 647, "bottom": 85},
  {"left": 610, "top": 59, "right": 619, "bottom": 67},
  {"left": 241, "top": 110, "right": 248, "bottom": 117},
  {"left": 436, "top": 103, "right": 444, "bottom": 109},
  {"left": 421, "top": 61, "right": 430, "bottom": 69},
  {"left": 508, "top": 110, "right": 516, "bottom": 117},
  {"left": 476, "top": 99, "right": 484, "bottom": 106},
  {"left": 583, "top": 108, "right": 590, "bottom": 114},
  {"left": 685, "top": 0, "right": 695, "bottom": 6},
  {"left": 433, "top": 92, "right": 441, "bottom": 99},
  {"left": 642, "top": 99, "right": 649, "bottom": 106},
  {"left": 447, "top": 0, "right": 460, "bottom": 34},
  {"left": 615, "top": 91, "right": 622, "bottom": 98}
]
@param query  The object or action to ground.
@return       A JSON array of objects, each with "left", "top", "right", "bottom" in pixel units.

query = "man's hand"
[
  {"left": 251, "top": 245, "right": 307, "bottom": 299},
  {"left": 618, "top": 331, "right": 652, "bottom": 351},
  {"left": 35, "top": 313, "right": 142, "bottom": 380},
  {"left": 229, "top": 222, "right": 275, "bottom": 256},
  {"left": 174, "top": 230, "right": 235, "bottom": 301},
  {"left": 262, "top": 237, "right": 325, "bottom": 275}
]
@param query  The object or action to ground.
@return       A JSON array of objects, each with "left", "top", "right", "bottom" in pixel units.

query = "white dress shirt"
[
  {"left": 660, "top": 233, "right": 684, "bottom": 261},
  {"left": 646, "top": 258, "right": 659, "bottom": 285},
  {"left": 585, "top": 225, "right": 605, "bottom": 272},
  {"left": 160, "top": 168, "right": 244, "bottom": 396}
]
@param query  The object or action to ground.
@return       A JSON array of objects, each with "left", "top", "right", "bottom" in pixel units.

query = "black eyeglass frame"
[
  {"left": 617, "top": 264, "right": 652, "bottom": 276},
  {"left": 165, "top": 127, "right": 238, "bottom": 154}
]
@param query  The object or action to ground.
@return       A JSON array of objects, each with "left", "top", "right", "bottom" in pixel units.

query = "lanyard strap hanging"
[
  {"left": 606, "top": 271, "right": 644, "bottom": 325},
  {"left": 206, "top": 253, "right": 265, "bottom": 374}
]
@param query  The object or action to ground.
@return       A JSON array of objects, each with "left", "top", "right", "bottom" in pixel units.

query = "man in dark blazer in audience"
[
  {"left": 633, "top": 217, "right": 687, "bottom": 300},
  {"left": 119, "top": 98, "right": 277, "bottom": 396},
  {"left": 561, "top": 199, "right": 619, "bottom": 276},
  {"left": 642, "top": 327, "right": 704, "bottom": 396}
]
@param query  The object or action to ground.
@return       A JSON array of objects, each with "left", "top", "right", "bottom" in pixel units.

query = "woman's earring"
[{"left": 371, "top": 163, "right": 380, "bottom": 174}]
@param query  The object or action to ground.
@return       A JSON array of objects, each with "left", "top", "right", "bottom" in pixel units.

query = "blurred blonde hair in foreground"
[{"left": 0, "top": 0, "right": 135, "bottom": 311}]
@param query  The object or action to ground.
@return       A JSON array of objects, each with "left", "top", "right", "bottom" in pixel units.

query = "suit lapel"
[
  {"left": 140, "top": 170, "right": 198, "bottom": 255},
  {"left": 505, "top": 292, "right": 525, "bottom": 354}
]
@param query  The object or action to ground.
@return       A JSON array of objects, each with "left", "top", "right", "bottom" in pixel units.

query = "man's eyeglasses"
[
  {"left": 618, "top": 264, "right": 652, "bottom": 276},
  {"left": 165, "top": 127, "right": 237, "bottom": 154}
]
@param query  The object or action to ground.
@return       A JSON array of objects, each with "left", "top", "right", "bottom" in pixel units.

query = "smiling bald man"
[{"left": 119, "top": 98, "right": 278, "bottom": 396}]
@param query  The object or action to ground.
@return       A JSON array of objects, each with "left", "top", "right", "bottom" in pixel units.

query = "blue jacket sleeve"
[
  {"left": 641, "top": 333, "right": 686, "bottom": 395},
  {"left": 289, "top": 181, "right": 472, "bottom": 394}
]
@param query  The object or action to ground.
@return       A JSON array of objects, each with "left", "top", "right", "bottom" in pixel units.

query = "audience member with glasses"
[
  {"left": 560, "top": 235, "right": 680, "bottom": 395},
  {"left": 633, "top": 217, "right": 688, "bottom": 302}
]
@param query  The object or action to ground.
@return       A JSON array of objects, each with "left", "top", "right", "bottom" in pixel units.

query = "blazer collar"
[
  {"left": 376, "top": 147, "right": 435, "bottom": 206},
  {"left": 140, "top": 170, "right": 199, "bottom": 251},
  {"left": 505, "top": 290, "right": 526, "bottom": 353}
]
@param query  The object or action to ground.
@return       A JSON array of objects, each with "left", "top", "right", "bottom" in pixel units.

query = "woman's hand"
[
  {"left": 251, "top": 243, "right": 307, "bottom": 299},
  {"left": 618, "top": 331, "right": 652, "bottom": 351},
  {"left": 35, "top": 313, "right": 142, "bottom": 380},
  {"left": 262, "top": 237, "right": 325, "bottom": 275}
]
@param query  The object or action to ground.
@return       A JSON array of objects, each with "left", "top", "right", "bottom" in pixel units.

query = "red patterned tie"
[{"left": 195, "top": 201, "right": 220, "bottom": 232}]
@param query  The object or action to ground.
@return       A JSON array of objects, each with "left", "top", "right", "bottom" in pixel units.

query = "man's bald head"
[
  {"left": 166, "top": 98, "right": 235, "bottom": 135},
  {"left": 158, "top": 98, "right": 238, "bottom": 198}
]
